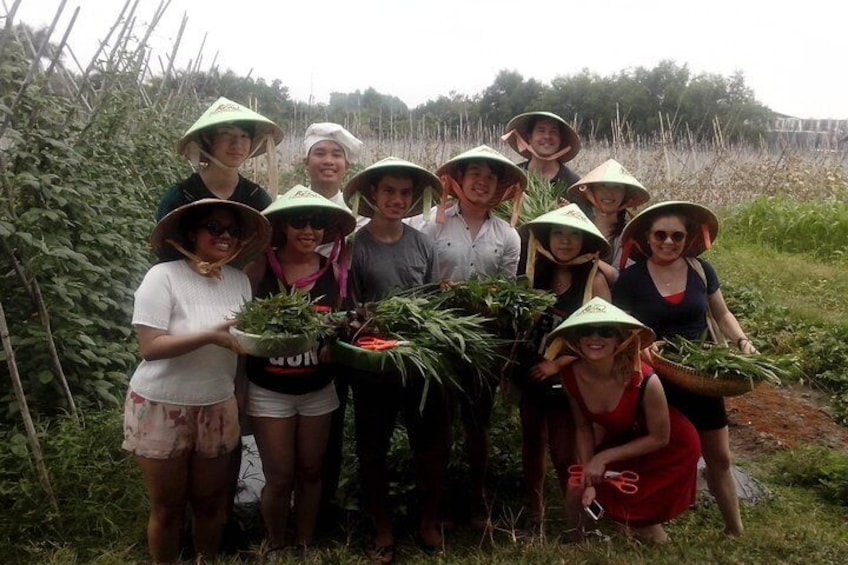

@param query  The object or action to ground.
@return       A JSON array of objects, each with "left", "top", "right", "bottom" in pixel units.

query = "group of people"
[{"left": 122, "top": 98, "right": 757, "bottom": 564}]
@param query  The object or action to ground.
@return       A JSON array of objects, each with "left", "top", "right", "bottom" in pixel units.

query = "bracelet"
[{"left": 736, "top": 337, "right": 751, "bottom": 349}]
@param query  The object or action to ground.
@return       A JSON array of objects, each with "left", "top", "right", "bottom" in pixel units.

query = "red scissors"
[
  {"left": 568, "top": 465, "right": 639, "bottom": 494},
  {"left": 354, "top": 336, "right": 410, "bottom": 351}
]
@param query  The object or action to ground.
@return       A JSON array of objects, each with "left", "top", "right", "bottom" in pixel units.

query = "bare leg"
[
  {"left": 293, "top": 413, "right": 333, "bottom": 546},
  {"left": 136, "top": 454, "right": 189, "bottom": 563},
  {"left": 519, "top": 395, "right": 547, "bottom": 527},
  {"left": 632, "top": 523, "right": 669, "bottom": 543},
  {"left": 251, "top": 415, "right": 297, "bottom": 548},
  {"left": 701, "top": 426, "right": 744, "bottom": 536},
  {"left": 546, "top": 404, "right": 576, "bottom": 510},
  {"left": 188, "top": 452, "right": 232, "bottom": 559}
]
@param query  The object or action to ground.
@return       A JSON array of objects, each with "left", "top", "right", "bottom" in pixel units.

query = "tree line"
[{"left": 151, "top": 60, "right": 773, "bottom": 144}]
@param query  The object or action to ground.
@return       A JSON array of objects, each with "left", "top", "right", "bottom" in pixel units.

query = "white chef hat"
[{"left": 303, "top": 122, "right": 363, "bottom": 162}]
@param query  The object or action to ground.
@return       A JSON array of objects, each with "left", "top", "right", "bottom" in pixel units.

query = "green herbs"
[
  {"left": 434, "top": 277, "right": 556, "bottom": 339},
  {"left": 234, "top": 290, "right": 331, "bottom": 342},
  {"left": 493, "top": 170, "right": 564, "bottom": 227},
  {"left": 333, "top": 295, "right": 505, "bottom": 393},
  {"left": 660, "top": 336, "right": 798, "bottom": 386}
]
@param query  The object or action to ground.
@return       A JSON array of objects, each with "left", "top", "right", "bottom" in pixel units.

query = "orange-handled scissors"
[
  {"left": 354, "top": 336, "right": 411, "bottom": 351},
  {"left": 567, "top": 465, "right": 639, "bottom": 494}
]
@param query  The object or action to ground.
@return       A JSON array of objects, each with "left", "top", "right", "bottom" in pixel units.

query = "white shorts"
[{"left": 246, "top": 381, "right": 339, "bottom": 418}]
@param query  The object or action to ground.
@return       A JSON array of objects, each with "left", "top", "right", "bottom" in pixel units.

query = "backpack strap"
[{"left": 684, "top": 257, "right": 727, "bottom": 346}]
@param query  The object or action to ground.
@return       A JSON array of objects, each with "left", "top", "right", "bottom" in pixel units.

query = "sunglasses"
[
  {"left": 575, "top": 325, "right": 619, "bottom": 339},
  {"left": 650, "top": 230, "right": 687, "bottom": 243},
  {"left": 287, "top": 214, "right": 329, "bottom": 230},
  {"left": 199, "top": 220, "right": 243, "bottom": 238}
]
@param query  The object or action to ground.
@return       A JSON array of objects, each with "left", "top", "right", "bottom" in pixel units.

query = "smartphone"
[{"left": 585, "top": 499, "right": 604, "bottom": 521}]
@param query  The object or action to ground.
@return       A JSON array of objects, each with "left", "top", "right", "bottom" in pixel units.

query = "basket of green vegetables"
[
  {"left": 328, "top": 295, "right": 503, "bottom": 393},
  {"left": 231, "top": 291, "right": 330, "bottom": 358},
  {"left": 653, "top": 337, "right": 795, "bottom": 397}
]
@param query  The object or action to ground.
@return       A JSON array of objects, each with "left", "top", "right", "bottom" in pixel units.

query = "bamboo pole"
[
  {"left": 42, "top": 4, "right": 77, "bottom": 80},
  {"left": 0, "top": 0, "right": 66, "bottom": 139},
  {"left": 0, "top": 299, "right": 59, "bottom": 513},
  {"left": 154, "top": 5, "right": 184, "bottom": 103},
  {"left": 0, "top": 0, "right": 24, "bottom": 61},
  {"left": 0, "top": 240, "right": 77, "bottom": 418}
]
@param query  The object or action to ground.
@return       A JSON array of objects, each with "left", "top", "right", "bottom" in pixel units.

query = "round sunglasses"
[{"left": 650, "top": 230, "right": 686, "bottom": 243}]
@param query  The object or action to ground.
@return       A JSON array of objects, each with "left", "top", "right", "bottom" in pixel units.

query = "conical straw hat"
[
  {"left": 263, "top": 185, "right": 357, "bottom": 246},
  {"left": 547, "top": 296, "right": 655, "bottom": 348},
  {"left": 525, "top": 203, "right": 611, "bottom": 257},
  {"left": 436, "top": 144, "right": 527, "bottom": 204},
  {"left": 176, "top": 97, "right": 283, "bottom": 159},
  {"left": 620, "top": 200, "right": 719, "bottom": 261},
  {"left": 343, "top": 156, "right": 443, "bottom": 218},
  {"left": 151, "top": 199, "right": 271, "bottom": 268},
  {"left": 565, "top": 159, "right": 650, "bottom": 209},
  {"left": 502, "top": 111, "right": 581, "bottom": 163}
]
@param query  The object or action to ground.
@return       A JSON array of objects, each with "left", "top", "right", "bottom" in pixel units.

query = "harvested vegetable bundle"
[
  {"left": 330, "top": 295, "right": 504, "bottom": 395},
  {"left": 232, "top": 290, "right": 331, "bottom": 357},
  {"left": 493, "top": 170, "right": 565, "bottom": 227},
  {"left": 654, "top": 336, "right": 798, "bottom": 397},
  {"left": 433, "top": 276, "right": 556, "bottom": 339}
]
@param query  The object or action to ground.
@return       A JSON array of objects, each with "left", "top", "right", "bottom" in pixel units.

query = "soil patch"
[{"left": 726, "top": 383, "right": 848, "bottom": 458}]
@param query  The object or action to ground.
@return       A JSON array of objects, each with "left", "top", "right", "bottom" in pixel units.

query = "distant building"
[{"left": 767, "top": 114, "right": 848, "bottom": 151}]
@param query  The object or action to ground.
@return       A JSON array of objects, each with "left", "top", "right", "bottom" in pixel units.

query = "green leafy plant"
[
  {"left": 234, "top": 290, "right": 331, "bottom": 346},
  {"left": 332, "top": 295, "right": 504, "bottom": 392},
  {"left": 773, "top": 445, "right": 848, "bottom": 507},
  {"left": 433, "top": 276, "right": 555, "bottom": 339},
  {"left": 659, "top": 335, "right": 798, "bottom": 386},
  {"left": 493, "top": 170, "right": 564, "bottom": 227}
]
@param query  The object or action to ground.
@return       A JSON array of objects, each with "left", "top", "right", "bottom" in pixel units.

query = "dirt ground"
[{"left": 726, "top": 383, "right": 848, "bottom": 458}]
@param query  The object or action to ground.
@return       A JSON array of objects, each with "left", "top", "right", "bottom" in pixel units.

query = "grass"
[
  {"left": 707, "top": 239, "right": 848, "bottom": 328},
  {"left": 5, "top": 147, "right": 848, "bottom": 563}
]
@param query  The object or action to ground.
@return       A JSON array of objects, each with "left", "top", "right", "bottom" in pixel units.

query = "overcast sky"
[{"left": 8, "top": 0, "right": 847, "bottom": 119}]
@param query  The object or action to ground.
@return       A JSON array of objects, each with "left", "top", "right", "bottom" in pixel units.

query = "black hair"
[
  {"left": 368, "top": 168, "right": 418, "bottom": 193},
  {"left": 524, "top": 116, "right": 566, "bottom": 140},
  {"left": 198, "top": 121, "right": 256, "bottom": 153},
  {"left": 456, "top": 159, "right": 505, "bottom": 180}
]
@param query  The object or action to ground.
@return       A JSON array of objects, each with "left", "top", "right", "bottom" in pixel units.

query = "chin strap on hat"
[
  {"left": 406, "top": 186, "right": 437, "bottom": 221},
  {"left": 165, "top": 235, "right": 252, "bottom": 279},
  {"left": 436, "top": 174, "right": 461, "bottom": 224},
  {"left": 544, "top": 326, "right": 642, "bottom": 373},
  {"left": 266, "top": 236, "right": 349, "bottom": 301},
  {"left": 436, "top": 174, "right": 522, "bottom": 226},
  {"left": 526, "top": 230, "right": 599, "bottom": 291},
  {"left": 500, "top": 129, "right": 572, "bottom": 162},
  {"left": 700, "top": 222, "right": 712, "bottom": 250},
  {"left": 263, "top": 134, "right": 279, "bottom": 199},
  {"left": 508, "top": 184, "right": 524, "bottom": 227}
]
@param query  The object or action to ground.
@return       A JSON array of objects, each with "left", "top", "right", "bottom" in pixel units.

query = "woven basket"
[{"left": 652, "top": 351, "right": 759, "bottom": 398}]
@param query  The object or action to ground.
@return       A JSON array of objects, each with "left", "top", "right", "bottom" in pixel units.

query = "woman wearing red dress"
[{"left": 546, "top": 297, "right": 700, "bottom": 543}]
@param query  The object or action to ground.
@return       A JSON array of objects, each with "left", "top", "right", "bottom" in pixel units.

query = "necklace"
[{"left": 648, "top": 259, "right": 685, "bottom": 289}]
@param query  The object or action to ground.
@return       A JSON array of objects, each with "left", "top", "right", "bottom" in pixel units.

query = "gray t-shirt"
[{"left": 349, "top": 224, "right": 439, "bottom": 303}]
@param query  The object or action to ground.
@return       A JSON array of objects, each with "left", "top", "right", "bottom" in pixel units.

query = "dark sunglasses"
[
  {"left": 199, "top": 220, "right": 243, "bottom": 238},
  {"left": 651, "top": 230, "right": 687, "bottom": 243},
  {"left": 575, "top": 325, "right": 619, "bottom": 339},
  {"left": 287, "top": 214, "right": 329, "bottom": 230}
]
